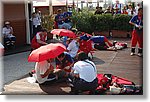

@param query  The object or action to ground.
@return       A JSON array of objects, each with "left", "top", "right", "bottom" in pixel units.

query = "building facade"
[{"left": 2, "top": 1, "right": 31, "bottom": 46}]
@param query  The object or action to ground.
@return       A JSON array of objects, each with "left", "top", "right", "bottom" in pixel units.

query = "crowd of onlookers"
[
  {"left": 1, "top": 0, "right": 142, "bottom": 48},
  {"left": 94, "top": 2, "right": 142, "bottom": 17}
]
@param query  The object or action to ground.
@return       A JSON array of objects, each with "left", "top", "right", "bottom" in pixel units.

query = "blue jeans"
[{"left": 58, "top": 23, "right": 71, "bottom": 30}]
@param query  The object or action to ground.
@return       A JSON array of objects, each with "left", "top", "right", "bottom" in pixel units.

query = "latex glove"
[
  {"left": 64, "top": 66, "right": 70, "bottom": 70},
  {"left": 135, "top": 24, "right": 139, "bottom": 28}
]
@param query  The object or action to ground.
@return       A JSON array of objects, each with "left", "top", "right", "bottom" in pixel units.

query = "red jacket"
[{"left": 31, "top": 32, "right": 47, "bottom": 49}]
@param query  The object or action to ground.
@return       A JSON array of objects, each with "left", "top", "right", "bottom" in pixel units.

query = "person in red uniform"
[
  {"left": 31, "top": 29, "right": 48, "bottom": 50},
  {"left": 55, "top": 52, "right": 74, "bottom": 78},
  {"left": 129, "top": 8, "right": 143, "bottom": 56}
]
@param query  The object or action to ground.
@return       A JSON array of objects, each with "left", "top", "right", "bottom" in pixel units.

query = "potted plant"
[{"left": 41, "top": 14, "right": 54, "bottom": 39}]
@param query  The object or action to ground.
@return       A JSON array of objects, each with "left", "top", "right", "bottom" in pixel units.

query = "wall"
[
  {"left": 35, "top": 6, "right": 49, "bottom": 15},
  {"left": 3, "top": 3, "right": 26, "bottom": 46},
  {"left": 35, "top": 6, "right": 67, "bottom": 15}
]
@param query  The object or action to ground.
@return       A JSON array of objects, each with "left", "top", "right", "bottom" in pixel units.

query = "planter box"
[
  {"left": 93, "top": 31, "right": 110, "bottom": 37},
  {"left": 111, "top": 30, "right": 131, "bottom": 38}
]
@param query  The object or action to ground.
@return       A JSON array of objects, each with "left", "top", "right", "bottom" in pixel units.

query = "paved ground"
[{"left": 1, "top": 38, "right": 143, "bottom": 95}]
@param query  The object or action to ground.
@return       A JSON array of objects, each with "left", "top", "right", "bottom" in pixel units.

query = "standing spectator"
[
  {"left": 127, "top": 5, "right": 135, "bottom": 16},
  {"left": 113, "top": 0, "right": 122, "bottom": 14},
  {"left": 94, "top": 6, "right": 104, "bottom": 15},
  {"left": 31, "top": 12, "right": 42, "bottom": 37},
  {"left": 104, "top": 6, "right": 112, "bottom": 14},
  {"left": 111, "top": 8, "right": 115, "bottom": 16},
  {"left": 31, "top": 28, "right": 48, "bottom": 50},
  {"left": 2, "top": 21, "right": 16, "bottom": 47},
  {"left": 122, "top": 6, "right": 128, "bottom": 14},
  {"left": 129, "top": 8, "right": 143, "bottom": 57},
  {"left": 77, "top": 8, "right": 82, "bottom": 13},
  {"left": 55, "top": 9, "right": 71, "bottom": 30},
  {"left": 35, "top": 9, "right": 42, "bottom": 23},
  {"left": 68, "top": 51, "right": 98, "bottom": 94},
  {"left": 135, "top": 3, "right": 141, "bottom": 15}
]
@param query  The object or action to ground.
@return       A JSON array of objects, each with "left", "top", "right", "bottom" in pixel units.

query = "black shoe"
[
  {"left": 113, "top": 41, "right": 117, "bottom": 46},
  {"left": 137, "top": 48, "right": 143, "bottom": 57},
  {"left": 131, "top": 48, "right": 135, "bottom": 53},
  {"left": 131, "top": 48, "right": 135, "bottom": 56},
  {"left": 28, "top": 72, "right": 33, "bottom": 77},
  {"left": 138, "top": 48, "right": 142, "bottom": 53}
]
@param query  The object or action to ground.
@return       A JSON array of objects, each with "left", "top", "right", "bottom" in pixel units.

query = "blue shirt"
[
  {"left": 62, "top": 36, "right": 68, "bottom": 47},
  {"left": 63, "top": 12, "right": 72, "bottom": 23},
  {"left": 55, "top": 14, "right": 64, "bottom": 25},
  {"left": 130, "top": 15, "right": 143, "bottom": 30},
  {"left": 80, "top": 34, "right": 90, "bottom": 41},
  {"left": 90, "top": 36, "right": 104, "bottom": 43},
  {"left": 55, "top": 52, "right": 74, "bottom": 68}
]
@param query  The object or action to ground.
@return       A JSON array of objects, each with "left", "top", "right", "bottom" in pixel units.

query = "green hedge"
[
  {"left": 112, "top": 14, "right": 132, "bottom": 31},
  {"left": 91, "top": 14, "right": 113, "bottom": 32},
  {"left": 71, "top": 11, "right": 133, "bottom": 33},
  {"left": 71, "top": 9, "right": 94, "bottom": 33},
  {"left": 41, "top": 15, "right": 54, "bottom": 31}
]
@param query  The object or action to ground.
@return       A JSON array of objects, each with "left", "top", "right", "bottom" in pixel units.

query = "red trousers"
[
  {"left": 131, "top": 30, "right": 143, "bottom": 48},
  {"left": 104, "top": 36, "right": 113, "bottom": 47}
]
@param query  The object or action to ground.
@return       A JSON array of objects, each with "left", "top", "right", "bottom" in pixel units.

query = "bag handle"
[{"left": 83, "top": 60, "right": 96, "bottom": 72}]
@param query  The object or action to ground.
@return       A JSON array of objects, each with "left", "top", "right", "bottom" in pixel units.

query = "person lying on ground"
[{"left": 89, "top": 35, "right": 116, "bottom": 51}]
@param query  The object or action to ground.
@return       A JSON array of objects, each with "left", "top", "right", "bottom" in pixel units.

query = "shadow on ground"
[
  {"left": 39, "top": 81, "right": 70, "bottom": 95},
  {"left": 93, "top": 57, "right": 105, "bottom": 65}
]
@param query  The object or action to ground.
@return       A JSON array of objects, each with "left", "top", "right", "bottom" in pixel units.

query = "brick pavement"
[{"left": 2, "top": 38, "right": 143, "bottom": 95}]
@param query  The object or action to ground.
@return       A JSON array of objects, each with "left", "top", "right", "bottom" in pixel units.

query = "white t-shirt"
[
  {"left": 36, "top": 32, "right": 47, "bottom": 40},
  {"left": 2, "top": 27, "right": 14, "bottom": 38},
  {"left": 135, "top": 6, "right": 140, "bottom": 15},
  {"left": 32, "top": 17, "right": 41, "bottom": 27},
  {"left": 33, "top": 60, "right": 50, "bottom": 84},
  {"left": 113, "top": 3, "right": 122, "bottom": 12},
  {"left": 73, "top": 60, "right": 97, "bottom": 82},
  {"left": 67, "top": 40, "right": 79, "bottom": 58},
  {"left": 36, "top": 13, "right": 42, "bottom": 23},
  {"left": 127, "top": 9, "right": 136, "bottom": 16}
]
